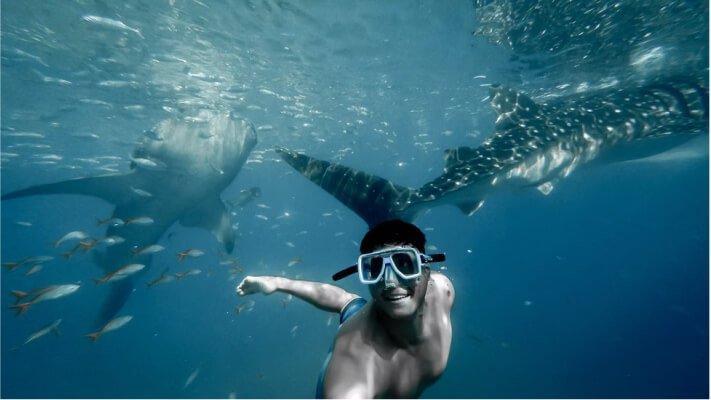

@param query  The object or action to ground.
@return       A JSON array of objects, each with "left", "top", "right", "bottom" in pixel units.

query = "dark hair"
[{"left": 360, "top": 220, "right": 426, "bottom": 254}]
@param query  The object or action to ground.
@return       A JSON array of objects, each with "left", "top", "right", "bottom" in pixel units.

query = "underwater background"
[{"left": 1, "top": 0, "right": 708, "bottom": 398}]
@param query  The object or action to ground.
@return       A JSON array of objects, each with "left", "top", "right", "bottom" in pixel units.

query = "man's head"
[
  {"left": 360, "top": 219, "right": 426, "bottom": 254},
  {"left": 360, "top": 220, "right": 431, "bottom": 319}
]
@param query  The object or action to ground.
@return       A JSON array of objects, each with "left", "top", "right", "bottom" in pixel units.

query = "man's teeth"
[{"left": 387, "top": 294, "right": 408, "bottom": 300}]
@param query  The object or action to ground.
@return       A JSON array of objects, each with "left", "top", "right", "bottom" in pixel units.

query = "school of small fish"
[
  {"left": 3, "top": 183, "right": 319, "bottom": 364},
  {"left": 2, "top": 214, "right": 246, "bottom": 348}
]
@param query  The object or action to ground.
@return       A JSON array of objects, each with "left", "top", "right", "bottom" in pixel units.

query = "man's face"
[{"left": 367, "top": 244, "right": 430, "bottom": 319}]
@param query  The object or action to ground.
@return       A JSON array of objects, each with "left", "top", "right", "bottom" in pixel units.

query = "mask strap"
[{"left": 332, "top": 264, "right": 357, "bottom": 281}]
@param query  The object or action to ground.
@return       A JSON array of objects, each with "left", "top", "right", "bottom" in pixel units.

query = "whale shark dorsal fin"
[
  {"left": 275, "top": 147, "right": 416, "bottom": 227},
  {"left": 1, "top": 172, "right": 135, "bottom": 205},
  {"left": 180, "top": 196, "right": 235, "bottom": 253},
  {"left": 489, "top": 85, "right": 544, "bottom": 131}
]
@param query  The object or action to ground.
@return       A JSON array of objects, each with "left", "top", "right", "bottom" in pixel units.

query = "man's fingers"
[
  {"left": 236, "top": 281, "right": 246, "bottom": 295},
  {"left": 236, "top": 276, "right": 259, "bottom": 296}
]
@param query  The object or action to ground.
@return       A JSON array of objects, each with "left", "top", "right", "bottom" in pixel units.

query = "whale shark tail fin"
[
  {"left": 275, "top": 147, "right": 420, "bottom": 227},
  {"left": 1, "top": 172, "right": 134, "bottom": 205}
]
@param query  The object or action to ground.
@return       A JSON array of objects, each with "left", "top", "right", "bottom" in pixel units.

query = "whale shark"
[
  {"left": 276, "top": 78, "right": 708, "bottom": 227},
  {"left": 2, "top": 111, "right": 257, "bottom": 326}
]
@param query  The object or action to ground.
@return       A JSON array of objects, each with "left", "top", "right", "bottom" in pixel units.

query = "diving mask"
[{"left": 333, "top": 247, "right": 445, "bottom": 284}]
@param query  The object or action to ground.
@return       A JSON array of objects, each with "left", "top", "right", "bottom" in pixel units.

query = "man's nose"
[{"left": 383, "top": 263, "right": 398, "bottom": 287}]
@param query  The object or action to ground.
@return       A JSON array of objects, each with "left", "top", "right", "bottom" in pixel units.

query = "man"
[{"left": 237, "top": 220, "right": 455, "bottom": 398}]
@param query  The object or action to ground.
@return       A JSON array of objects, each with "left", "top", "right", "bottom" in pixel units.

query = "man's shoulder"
[
  {"left": 430, "top": 271, "right": 454, "bottom": 291},
  {"left": 334, "top": 305, "right": 371, "bottom": 343},
  {"left": 429, "top": 271, "right": 455, "bottom": 307}
]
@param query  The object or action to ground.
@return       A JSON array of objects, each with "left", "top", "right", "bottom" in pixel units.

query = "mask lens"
[
  {"left": 392, "top": 252, "right": 417, "bottom": 275},
  {"left": 365, "top": 256, "right": 383, "bottom": 280}
]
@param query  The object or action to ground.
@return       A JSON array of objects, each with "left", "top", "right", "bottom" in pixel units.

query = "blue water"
[{"left": 1, "top": 0, "right": 708, "bottom": 398}]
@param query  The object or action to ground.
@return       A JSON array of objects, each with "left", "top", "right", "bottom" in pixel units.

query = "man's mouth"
[{"left": 384, "top": 292, "right": 410, "bottom": 302}]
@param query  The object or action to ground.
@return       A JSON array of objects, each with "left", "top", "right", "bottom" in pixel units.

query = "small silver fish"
[
  {"left": 219, "top": 257, "right": 240, "bottom": 266},
  {"left": 130, "top": 187, "right": 153, "bottom": 197},
  {"left": 175, "top": 269, "right": 201, "bottom": 280},
  {"left": 234, "top": 300, "right": 255, "bottom": 315},
  {"left": 228, "top": 265, "right": 244, "bottom": 274},
  {"left": 53, "top": 231, "right": 88, "bottom": 247},
  {"left": 125, "top": 216, "right": 154, "bottom": 225},
  {"left": 4, "top": 132, "right": 44, "bottom": 138},
  {"left": 34, "top": 154, "right": 63, "bottom": 161},
  {"left": 177, "top": 248, "right": 204, "bottom": 262},
  {"left": 131, "top": 244, "right": 165, "bottom": 257},
  {"left": 287, "top": 256, "right": 303, "bottom": 267},
  {"left": 233, "top": 187, "right": 261, "bottom": 207},
  {"left": 22, "top": 319, "right": 62, "bottom": 346},
  {"left": 281, "top": 294, "right": 293, "bottom": 309},
  {"left": 183, "top": 367, "right": 200, "bottom": 390},
  {"left": 277, "top": 212, "right": 293, "bottom": 220},
  {"left": 97, "top": 217, "right": 125, "bottom": 227},
  {"left": 3, "top": 255, "right": 54, "bottom": 271},
  {"left": 66, "top": 239, "right": 99, "bottom": 256},
  {"left": 99, "top": 236, "right": 126, "bottom": 246},
  {"left": 81, "top": 15, "right": 144, "bottom": 39},
  {"left": 10, "top": 284, "right": 80, "bottom": 315},
  {"left": 24, "top": 256, "right": 54, "bottom": 264},
  {"left": 85, "top": 315, "right": 133, "bottom": 342},
  {"left": 129, "top": 156, "right": 165, "bottom": 171},
  {"left": 95, "top": 264, "right": 145, "bottom": 284},
  {"left": 146, "top": 268, "right": 175, "bottom": 288},
  {"left": 25, "top": 265, "right": 43, "bottom": 276}
]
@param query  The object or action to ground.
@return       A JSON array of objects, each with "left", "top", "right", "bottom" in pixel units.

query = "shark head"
[{"left": 136, "top": 112, "right": 255, "bottom": 176}]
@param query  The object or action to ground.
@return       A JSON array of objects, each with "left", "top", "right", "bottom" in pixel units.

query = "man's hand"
[{"left": 236, "top": 275, "right": 279, "bottom": 296}]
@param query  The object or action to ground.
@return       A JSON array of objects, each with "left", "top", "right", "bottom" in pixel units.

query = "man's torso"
[{"left": 324, "top": 273, "right": 453, "bottom": 398}]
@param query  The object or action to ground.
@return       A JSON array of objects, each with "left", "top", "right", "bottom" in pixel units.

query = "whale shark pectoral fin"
[
  {"left": 594, "top": 133, "right": 701, "bottom": 165},
  {"left": 180, "top": 196, "right": 235, "bottom": 253},
  {"left": 275, "top": 147, "right": 416, "bottom": 227},
  {"left": 1, "top": 172, "right": 135, "bottom": 205},
  {"left": 456, "top": 200, "right": 485, "bottom": 216}
]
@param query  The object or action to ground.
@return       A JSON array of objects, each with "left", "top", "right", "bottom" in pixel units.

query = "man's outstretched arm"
[{"left": 237, "top": 275, "right": 359, "bottom": 313}]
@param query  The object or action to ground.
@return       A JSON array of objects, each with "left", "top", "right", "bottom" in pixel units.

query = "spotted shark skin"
[
  {"left": 277, "top": 78, "right": 708, "bottom": 227},
  {"left": 2, "top": 111, "right": 257, "bottom": 326}
]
